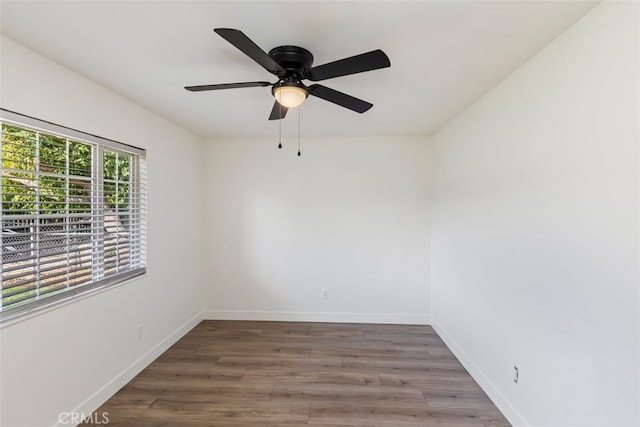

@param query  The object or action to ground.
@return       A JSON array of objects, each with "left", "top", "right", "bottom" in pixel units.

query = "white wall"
[
  {"left": 431, "top": 2, "right": 639, "bottom": 426},
  {"left": 0, "top": 36, "right": 204, "bottom": 427},
  {"left": 203, "top": 136, "right": 431, "bottom": 324}
]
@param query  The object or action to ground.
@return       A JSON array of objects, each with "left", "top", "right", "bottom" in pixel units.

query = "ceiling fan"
[{"left": 185, "top": 28, "right": 391, "bottom": 120}]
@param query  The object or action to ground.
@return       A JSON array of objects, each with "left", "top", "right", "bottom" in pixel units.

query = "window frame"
[{"left": 0, "top": 108, "right": 147, "bottom": 324}]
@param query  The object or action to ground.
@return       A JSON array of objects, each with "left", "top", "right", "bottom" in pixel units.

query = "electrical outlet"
[
  {"left": 513, "top": 366, "right": 519, "bottom": 384},
  {"left": 321, "top": 288, "right": 329, "bottom": 300},
  {"left": 137, "top": 323, "right": 144, "bottom": 341}
]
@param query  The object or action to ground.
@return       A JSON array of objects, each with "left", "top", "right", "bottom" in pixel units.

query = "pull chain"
[
  {"left": 297, "top": 105, "right": 301, "bottom": 156},
  {"left": 278, "top": 102, "right": 283, "bottom": 149}
]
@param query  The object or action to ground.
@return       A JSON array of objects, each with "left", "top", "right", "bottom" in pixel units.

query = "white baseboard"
[
  {"left": 203, "top": 309, "right": 430, "bottom": 325},
  {"left": 56, "top": 311, "right": 203, "bottom": 427},
  {"left": 431, "top": 316, "right": 529, "bottom": 427}
]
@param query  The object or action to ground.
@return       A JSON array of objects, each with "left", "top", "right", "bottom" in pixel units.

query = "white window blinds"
[{"left": 1, "top": 109, "right": 146, "bottom": 321}]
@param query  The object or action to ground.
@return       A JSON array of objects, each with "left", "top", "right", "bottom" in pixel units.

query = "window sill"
[{"left": 0, "top": 269, "right": 147, "bottom": 329}]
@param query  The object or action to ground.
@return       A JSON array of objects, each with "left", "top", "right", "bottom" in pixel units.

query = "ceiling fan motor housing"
[{"left": 268, "top": 45, "right": 314, "bottom": 79}]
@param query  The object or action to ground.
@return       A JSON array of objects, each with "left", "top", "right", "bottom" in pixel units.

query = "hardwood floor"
[{"left": 83, "top": 321, "right": 510, "bottom": 426}]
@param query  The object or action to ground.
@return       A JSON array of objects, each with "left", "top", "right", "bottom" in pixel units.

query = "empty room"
[{"left": 0, "top": 1, "right": 638, "bottom": 426}]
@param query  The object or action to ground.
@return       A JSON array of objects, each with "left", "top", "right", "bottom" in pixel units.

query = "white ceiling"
[{"left": 0, "top": 1, "right": 597, "bottom": 139}]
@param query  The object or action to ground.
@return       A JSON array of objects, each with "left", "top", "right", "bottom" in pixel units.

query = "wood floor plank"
[
  {"left": 93, "top": 396, "right": 153, "bottom": 418},
  {"left": 87, "top": 320, "right": 510, "bottom": 427},
  {"left": 311, "top": 346, "right": 431, "bottom": 360},
  {"left": 141, "top": 361, "right": 245, "bottom": 379},
  {"left": 281, "top": 337, "right": 398, "bottom": 350},
  {"left": 341, "top": 355, "right": 465, "bottom": 373},
  {"left": 242, "top": 370, "right": 381, "bottom": 386},
  {"left": 123, "top": 380, "right": 273, "bottom": 403},
  {"left": 271, "top": 383, "right": 425, "bottom": 403},
  {"left": 142, "top": 400, "right": 310, "bottom": 424},
  {"left": 379, "top": 372, "right": 483, "bottom": 391},
  {"left": 308, "top": 401, "right": 439, "bottom": 426},
  {"left": 217, "top": 354, "right": 342, "bottom": 369},
  {"left": 423, "top": 390, "right": 496, "bottom": 410}
]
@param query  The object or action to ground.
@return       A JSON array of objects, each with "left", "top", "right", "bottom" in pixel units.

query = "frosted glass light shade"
[{"left": 274, "top": 85, "right": 308, "bottom": 108}]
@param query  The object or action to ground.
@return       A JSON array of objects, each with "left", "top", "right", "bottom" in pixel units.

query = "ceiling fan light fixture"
[{"left": 273, "top": 83, "right": 308, "bottom": 108}]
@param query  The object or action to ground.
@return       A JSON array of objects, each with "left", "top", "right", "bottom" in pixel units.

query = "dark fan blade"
[
  {"left": 306, "top": 49, "right": 390, "bottom": 82},
  {"left": 268, "top": 101, "right": 288, "bottom": 120},
  {"left": 214, "top": 28, "right": 284, "bottom": 75},
  {"left": 308, "top": 84, "right": 373, "bottom": 113},
  {"left": 185, "top": 81, "right": 272, "bottom": 92}
]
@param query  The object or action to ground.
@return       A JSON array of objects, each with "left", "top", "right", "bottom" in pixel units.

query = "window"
[{"left": 0, "top": 109, "right": 146, "bottom": 321}]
